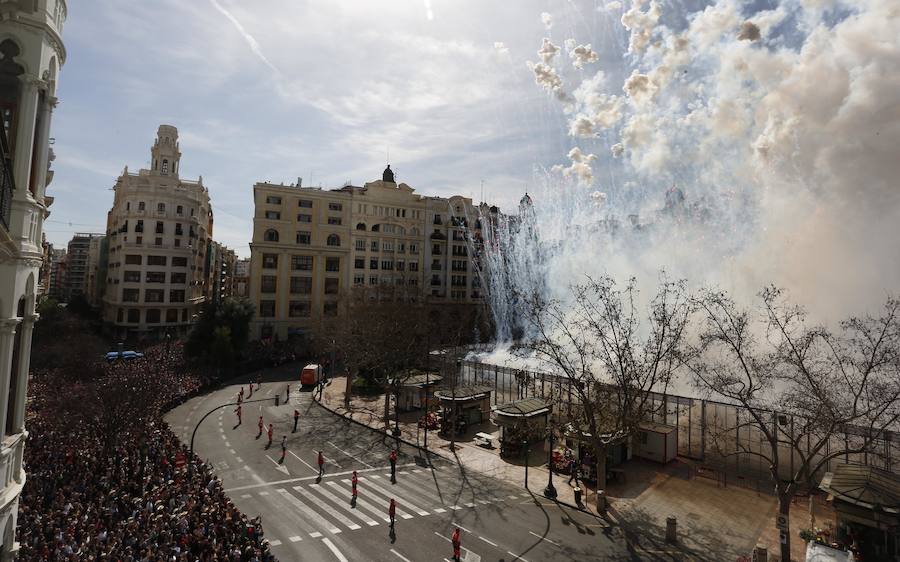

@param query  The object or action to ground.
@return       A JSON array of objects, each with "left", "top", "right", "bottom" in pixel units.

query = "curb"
[{"left": 312, "top": 393, "right": 605, "bottom": 520}]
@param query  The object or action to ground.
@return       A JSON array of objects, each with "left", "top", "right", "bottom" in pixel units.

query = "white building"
[
  {"left": 102, "top": 125, "right": 213, "bottom": 338},
  {"left": 0, "top": 0, "right": 67, "bottom": 556}
]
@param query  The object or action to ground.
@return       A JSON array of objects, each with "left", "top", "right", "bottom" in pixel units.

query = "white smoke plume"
[
  {"left": 526, "top": 61, "right": 566, "bottom": 99},
  {"left": 565, "top": 40, "right": 600, "bottom": 69},
  {"left": 620, "top": 0, "right": 662, "bottom": 54},
  {"left": 604, "top": 1, "right": 623, "bottom": 11},
  {"left": 537, "top": 38, "right": 561, "bottom": 64},
  {"left": 541, "top": 12, "right": 553, "bottom": 29},
  {"left": 551, "top": 147, "right": 598, "bottom": 184},
  {"left": 493, "top": 42, "right": 509, "bottom": 55}
]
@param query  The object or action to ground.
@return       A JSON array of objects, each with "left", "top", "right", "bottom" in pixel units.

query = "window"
[
  {"left": 261, "top": 275, "right": 277, "bottom": 293},
  {"left": 432, "top": 244, "right": 441, "bottom": 255},
  {"left": 356, "top": 223, "right": 366, "bottom": 231},
  {"left": 127, "top": 309, "right": 140, "bottom": 323},
  {"left": 354, "top": 258, "right": 365, "bottom": 269},
  {"left": 266, "top": 195, "right": 282, "bottom": 205},
  {"left": 324, "top": 302, "right": 338, "bottom": 317},
  {"left": 157, "top": 203, "right": 165, "bottom": 213},
  {"left": 138, "top": 201, "right": 146, "bottom": 211},
  {"left": 172, "top": 257, "right": 188, "bottom": 267},
  {"left": 265, "top": 211, "right": 281, "bottom": 220},
  {"left": 382, "top": 241, "right": 394, "bottom": 252},
  {"left": 126, "top": 202, "right": 131, "bottom": 211},
  {"left": 326, "top": 234, "right": 341, "bottom": 247},
  {"left": 161, "top": 159, "right": 169, "bottom": 174},
  {"left": 169, "top": 290, "right": 185, "bottom": 303},
  {"left": 324, "top": 278, "right": 339, "bottom": 294},
  {"left": 369, "top": 276, "right": 378, "bottom": 285},
  {"left": 371, "top": 224, "right": 380, "bottom": 232},
  {"left": 370, "top": 240, "right": 379, "bottom": 251},
  {"left": 409, "top": 261, "right": 419, "bottom": 272},
  {"left": 381, "top": 260, "right": 393, "bottom": 270},
  {"left": 170, "top": 272, "right": 186, "bottom": 284},
  {"left": 329, "top": 202, "right": 343, "bottom": 211},
  {"left": 290, "top": 277, "right": 312, "bottom": 294},
  {"left": 145, "top": 289, "right": 165, "bottom": 303},
  {"left": 431, "top": 260, "right": 441, "bottom": 270},
  {"left": 175, "top": 223, "right": 183, "bottom": 236},
  {"left": 353, "top": 274, "right": 365, "bottom": 285},
  {"left": 397, "top": 242, "right": 405, "bottom": 254},
  {"left": 262, "top": 254, "right": 278, "bottom": 269},
  {"left": 264, "top": 229, "right": 279, "bottom": 242},
  {"left": 291, "top": 255, "right": 313, "bottom": 270},
  {"left": 396, "top": 260, "right": 405, "bottom": 271},
  {"left": 124, "top": 271, "right": 140, "bottom": 283},
  {"left": 289, "top": 301, "right": 311, "bottom": 317},
  {"left": 298, "top": 199, "right": 313, "bottom": 208},
  {"left": 355, "top": 240, "right": 366, "bottom": 251},
  {"left": 433, "top": 214, "right": 442, "bottom": 225},
  {"left": 408, "top": 278, "right": 418, "bottom": 286},
  {"left": 325, "top": 257, "right": 340, "bottom": 272},
  {"left": 166, "top": 309, "right": 179, "bottom": 323},
  {"left": 125, "top": 255, "right": 142, "bottom": 265},
  {"left": 409, "top": 243, "right": 418, "bottom": 254},
  {"left": 148, "top": 255, "right": 167, "bottom": 266},
  {"left": 259, "top": 300, "right": 275, "bottom": 317},
  {"left": 135, "top": 220, "right": 144, "bottom": 233},
  {"left": 370, "top": 259, "right": 378, "bottom": 270},
  {"left": 296, "top": 231, "right": 311, "bottom": 245},
  {"left": 327, "top": 217, "right": 342, "bottom": 225},
  {"left": 176, "top": 205, "right": 183, "bottom": 215},
  {"left": 297, "top": 214, "right": 312, "bottom": 223},
  {"left": 146, "top": 271, "right": 166, "bottom": 283},
  {"left": 123, "top": 288, "right": 139, "bottom": 302},
  {"left": 155, "top": 237, "right": 163, "bottom": 246}
]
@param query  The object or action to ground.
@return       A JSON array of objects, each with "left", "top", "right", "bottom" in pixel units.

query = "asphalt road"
[{"left": 166, "top": 370, "right": 630, "bottom": 561}]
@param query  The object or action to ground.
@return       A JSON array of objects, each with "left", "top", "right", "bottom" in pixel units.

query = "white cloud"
[
  {"left": 604, "top": 1, "right": 622, "bottom": 11},
  {"left": 493, "top": 41, "right": 509, "bottom": 55},
  {"left": 208, "top": 0, "right": 280, "bottom": 75}
]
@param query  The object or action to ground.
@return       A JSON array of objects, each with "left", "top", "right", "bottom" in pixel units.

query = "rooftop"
[
  {"left": 820, "top": 463, "right": 900, "bottom": 513},
  {"left": 434, "top": 385, "right": 492, "bottom": 402},
  {"left": 492, "top": 397, "right": 551, "bottom": 418}
]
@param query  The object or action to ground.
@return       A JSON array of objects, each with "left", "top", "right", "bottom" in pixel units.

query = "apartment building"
[
  {"left": 249, "top": 166, "right": 487, "bottom": 342},
  {"left": 207, "top": 241, "right": 236, "bottom": 304},
  {"left": 102, "top": 125, "right": 213, "bottom": 337},
  {"left": 47, "top": 247, "right": 66, "bottom": 300},
  {"left": 83, "top": 234, "right": 108, "bottom": 307},
  {"left": 0, "top": 0, "right": 67, "bottom": 553},
  {"left": 233, "top": 258, "right": 250, "bottom": 298},
  {"left": 63, "top": 232, "right": 102, "bottom": 301}
]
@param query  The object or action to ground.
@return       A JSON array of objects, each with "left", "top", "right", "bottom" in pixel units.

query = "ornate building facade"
[{"left": 0, "top": 0, "right": 66, "bottom": 555}]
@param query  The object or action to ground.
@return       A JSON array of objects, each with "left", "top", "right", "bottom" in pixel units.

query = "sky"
[{"left": 46, "top": 0, "right": 595, "bottom": 257}]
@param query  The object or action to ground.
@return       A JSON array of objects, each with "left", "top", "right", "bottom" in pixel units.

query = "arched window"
[
  {"left": 264, "top": 229, "right": 279, "bottom": 242},
  {"left": 157, "top": 202, "right": 165, "bottom": 213},
  {"left": 356, "top": 223, "right": 366, "bottom": 231},
  {"left": 371, "top": 224, "right": 380, "bottom": 232},
  {"left": 162, "top": 159, "right": 169, "bottom": 174},
  {"left": 327, "top": 234, "right": 340, "bottom": 247}
]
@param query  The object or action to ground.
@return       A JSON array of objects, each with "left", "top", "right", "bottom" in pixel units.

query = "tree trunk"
[
  {"left": 594, "top": 442, "right": 608, "bottom": 510},
  {"left": 778, "top": 493, "right": 792, "bottom": 562},
  {"left": 383, "top": 388, "right": 391, "bottom": 430},
  {"left": 344, "top": 369, "right": 352, "bottom": 410}
]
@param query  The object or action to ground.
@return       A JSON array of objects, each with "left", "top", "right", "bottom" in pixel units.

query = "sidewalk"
[{"left": 318, "top": 376, "right": 820, "bottom": 560}]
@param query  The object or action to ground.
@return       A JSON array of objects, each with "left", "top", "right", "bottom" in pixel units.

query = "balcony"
[{"left": 430, "top": 231, "right": 447, "bottom": 240}]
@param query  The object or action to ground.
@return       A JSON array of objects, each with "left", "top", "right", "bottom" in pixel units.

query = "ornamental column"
[
  {"left": 10, "top": 315, "right": 35, "bottom": 433},
  {"left": 0, "top": 320, "right": 18, "bottom": 443}
]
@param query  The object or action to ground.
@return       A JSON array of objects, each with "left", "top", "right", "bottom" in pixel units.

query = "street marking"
[
  {"left": 315, "top": 481, "right": 379, "bottom": 526},
  {"left": 476, "top": 500, "right": 491, "bottom": 505},
  {"left": 433, "top": 532, "right": 481, "bottom": 562},
  {"left": 265, "top": 454, "right": 290, "bottom": 475},
  {"left": 322, "top": 538, "right": 349, "bottom": 562},
  {"left": 507, "top": 552, "right": 529, "bottom": 562},
  {"left": 327, "top": 441, "right": 371, "bottom": 468},
  {"left": 288, "top": 535, "right": 302, "bottom": 542},
  {"left": 289, "top": 450, "right": 317, "bottom": 473},
  {"left": 236, "top": 457, "right": 243, "bottom": 463},
  {"left": 275, "top": 488, "right": 341, "bottom": 534},
  {"left": 309, "top": 532, "right": 322, "bottom": 538},
  {"left": 293, "top": 485, "right": 361, "bottom": 530},
  {"left": 269, "top": 539, "right": 282, "bottom": 546},
  {"left": 224, "top": 441, "right": 230, "bottom": 447},
  {"left": 223, "top": 463, "right": 419, "bottom": 492},
  {"left": 259, "top": 491, "right": 269, "bottom": 496},
  {"left": 340, "top": 479, "right": 413, "bottom": 519},
  {"left": 448, "top": 505, "right": 461, "bottom": 510},
  {"left": 528, "top": 531, "right": 560, "bottom": 546},
  {"left": 241, "top": 494, "right": 251, "bottom": 499},
  {"left": 508, "top": 495, "right": 518, "bottom": 500},
  {"left": 452, "top": 524, "right": 472, "bottom": 534},
  {"left": 327, "top": 481, "right": 390, "bottom": 522},
  {"left": 479, "top": 536, "right": 498, "bottom": 547},
  {"left": 390, "top": 548, "right": 412, "bottom": 562},
  {"left": 434, "top": 508, "right": 446, "bottom": 513},
  {"left": 354, "top": 477, "right": 427, "bottom": 516},
  {"left": 372, "top": 475, "right": 382, "bottom": 479},
  {"left": 464, "top": 502, "right": 476, "bottom": 507},
  {"left": 229, "top": 449, "right": 236, "bottom": 455}
]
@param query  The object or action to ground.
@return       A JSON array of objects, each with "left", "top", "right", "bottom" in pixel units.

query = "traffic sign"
[{"left": 776, "top": 514, "right": 788, "bottom": 531}]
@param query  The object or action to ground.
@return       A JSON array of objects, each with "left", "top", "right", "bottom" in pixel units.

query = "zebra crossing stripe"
[
  {"left": 330, "top": 482, "right": 391, "bottom": 522},
  {"left": 288, "top": 536, "right": 302, "bottom": 542},
  {"left": 386, "top": 473, "right": 446, "bottom": 508},
  {"left": 355, "top": 476, "right": 429, "bottom": 517},
  {"left": 315, "top": 481, "right": 379, "bottom": 526},
  {"left": 293, "top": 485, "right": 361, "bottom": 530},
  {"left": 274, "top": 488, "right": 341, "bottom": 534},
  {"left": 341, "top": 479, "right": 414, "bottom": 519}
]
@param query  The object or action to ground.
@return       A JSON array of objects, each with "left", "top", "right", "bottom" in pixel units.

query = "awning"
[{"left": 492, "top": 397, "right": 551, "bottom": 419}]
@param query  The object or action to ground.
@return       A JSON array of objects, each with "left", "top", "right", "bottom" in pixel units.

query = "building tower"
[{"left": 0, "top": 0, "right": 67, "bottom": 556}]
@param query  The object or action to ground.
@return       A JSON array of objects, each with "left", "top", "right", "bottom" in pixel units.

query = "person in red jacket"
[
  {"left": 317, "top": 450, "right": 325, "bottom": 477},
  {"left": 257, "top": 416, "right": 264, "bottom": 439},
  {"left": 389, "top": 448, "right": 398, "bottom": 482},
  {"left": 452, "top": 527, "right": 461, "bottom": 561},
  {"left": 388, "top": 498, "right": 396, "bottom": 528},
  {"left": 266, "top": 424, "right": 273, "bottom": 448},
  {"left": 233, "top": 404, "right": 242, "bottom": 426}
]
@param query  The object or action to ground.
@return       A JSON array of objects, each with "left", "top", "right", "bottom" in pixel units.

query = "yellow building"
[{"left": 249, "top": 166, "right": 486, "bottom": 343}]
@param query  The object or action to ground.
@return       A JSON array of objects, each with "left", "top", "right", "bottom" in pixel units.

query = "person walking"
[
  {"left": 285, "top": 384, "right": 290, "bottom": 402},
  {"left": 389, "top": 449, "right": 398, "bottom": 482},
  {"left": 568, "top": 457, "right": 578, "bottom": 485},
  {"left": 233, "top": 404, "right": 242, "bottom": 426},
  {"left": 280, "top": 436, "right": 287, "bottom": 463},
  {"left": 257, "top": 373, "right": 262, "bottom": 391},
  {"left": 451, "top": 527, "right": 461, "bottom": 562},
  {"left": 292, "top": 409, "right": 300, "bottom": 433},
  {"left": 317, "top": 450, "right": 325, "bottom": 477},
  {"left": 257, "top": 416, "right": 264, "bottom": 439},
  {"left": 351, "top": 470, "right": 358, "bottom": 501},
  {"left": 239, "top": 386, "right": 244, "bottom": 401},
  {"left": 266, "top": 424, "right": 274, "bottom": 448},
  {"left": 248, "top": 380, "right": 253, "bottom": 398},
  {"left": 388, "top": 498, "right": 396, "bottom": 528}
]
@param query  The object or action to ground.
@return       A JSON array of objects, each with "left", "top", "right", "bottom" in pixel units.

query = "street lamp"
[
  {"left": 544, "top": 427, "right": 557, "bottom": 499},
  {"left": 523, "top": 440, "right": 530, "bottom": 490}
]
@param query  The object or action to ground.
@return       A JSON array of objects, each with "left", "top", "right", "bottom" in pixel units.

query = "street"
[{"left": 166, "top": 373, "right": 628, "bottom": 561}]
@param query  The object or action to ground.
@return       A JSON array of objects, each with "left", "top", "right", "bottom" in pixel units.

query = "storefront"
[
  {"left": 492, "top": 398, "right": 551, "bottom": 458},
  {"left": 819, "top": 463, "right": 900, "bottom": 561},
  {"left": 561, "top": 423, "right": 631, "bottom": 484},
  {"left": 435, "top": 385, "right": 492, "bottom": 437},
  {"left": 391, "top": 371, "right": 442, "bottom": 412}
]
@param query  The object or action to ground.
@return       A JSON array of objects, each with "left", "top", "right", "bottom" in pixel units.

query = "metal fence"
[{"left": 450, "top": 357, "right": 900, "bottom": 484}]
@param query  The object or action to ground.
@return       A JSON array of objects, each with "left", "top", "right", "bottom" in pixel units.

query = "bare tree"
[
  {"left": 523, "top": 275, "right": 692, "bottom": 509},
  {"left": 688, "top": 287, "right": 900, "bottom": 562}
]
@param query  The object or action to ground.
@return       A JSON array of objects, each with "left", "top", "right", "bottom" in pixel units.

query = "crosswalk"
[{"left": 244, "top": 467, "right": 534, "bottom": 542}]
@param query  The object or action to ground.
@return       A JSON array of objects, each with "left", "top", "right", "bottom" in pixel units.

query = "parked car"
[{"left": 104, "top": 350, "right": 144, "bottom": 362}]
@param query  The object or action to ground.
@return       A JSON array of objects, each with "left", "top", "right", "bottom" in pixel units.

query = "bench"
[{"left": 473, "top": 432, "right": 495, "bottom": 449}]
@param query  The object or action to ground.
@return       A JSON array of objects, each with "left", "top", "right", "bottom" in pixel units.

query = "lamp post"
[
  {"left": 523, "top": 440, "right": 530, "bottom": 490},
  {"left": 544, "top": 427, "right": 557, "bottom": 499}
]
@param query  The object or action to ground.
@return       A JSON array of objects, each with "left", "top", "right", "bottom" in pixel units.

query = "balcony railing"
[{"left": 0, "top": 121, "right": 14, "bottom": 230}]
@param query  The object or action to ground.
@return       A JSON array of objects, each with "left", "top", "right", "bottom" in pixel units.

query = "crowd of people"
[{"left": 17, "top": 338, "right": 277, "bottom": 561}]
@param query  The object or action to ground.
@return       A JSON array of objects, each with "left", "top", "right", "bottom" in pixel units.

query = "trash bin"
[
  {"left": 574, "top": 486, "right": 582, "bottom": 505},
  {"left": 275, "top": 395, "right": 280, "bottom": 407}
]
